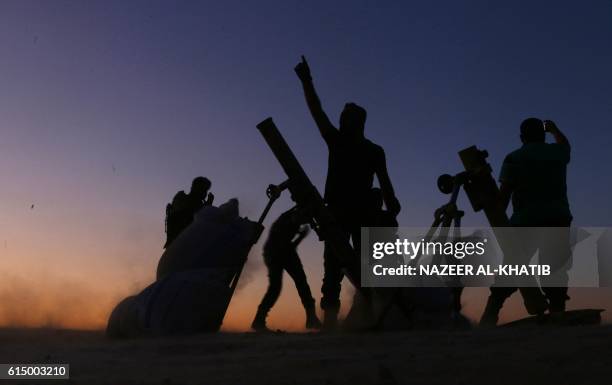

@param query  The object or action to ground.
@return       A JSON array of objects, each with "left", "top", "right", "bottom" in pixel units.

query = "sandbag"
[
  {"left": 157, "top": 199, "right": 262, "bottom": 280},
  {"left": 107, "top": 199, "right": 263, "bottom": 338},
  {"left": 106, "top": 295, "right": 142, "bottom": 338},
  {"left": 106, "top": 269, "right": 238, "bottom": 338}
]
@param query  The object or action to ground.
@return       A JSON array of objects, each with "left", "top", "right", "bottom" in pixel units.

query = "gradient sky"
[{"left": 1, "top": 0, "right": 611, "bottom": 330}]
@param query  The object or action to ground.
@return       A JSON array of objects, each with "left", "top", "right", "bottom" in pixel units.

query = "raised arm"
[
  {"left": 544, "top": 120, "right": 569, "bottom": 147},
  {"left": 204, "top": 192, "right": 214, "bottom": 206},
  {"left": 294, "top": 56, "right": 337, "bottom": 142},
  {"left": 375, "top": 149, "right": 401, "bottom": 216}
]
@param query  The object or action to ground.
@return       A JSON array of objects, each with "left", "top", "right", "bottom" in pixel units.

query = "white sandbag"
[
  {"left": 107, "top": 269, "right": 234, "bottom": 337},
  {"left": 146, "top": 269, "right": 235, "bottom": 334},
  {"left": 107, "top": 198, "right": 263, "bottom": 338},
  {"left": 157, "top": 199, "right": 262, "bottom": 280},
  {"left": 106, "top": 296, "right": 141, "bottom": 338}
]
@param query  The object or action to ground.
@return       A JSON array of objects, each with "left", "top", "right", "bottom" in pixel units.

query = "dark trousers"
[
  {"left": 258, "top": 251, "right": 315, "bottom": 313},
  {"left": 321, "top": 208, "right": 361, "bottom": 312},
  {"left": 490, "top": 219, "right": 572, "bottom": 308}
]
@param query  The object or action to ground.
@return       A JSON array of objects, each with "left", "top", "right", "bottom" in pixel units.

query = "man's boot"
[
  {"left": 547, "top": 290, "right": 569, "bottom": 313},
  {"left": 520, "top": 287, "right": 549, "bottom": 316},
  {"left": 305, "top": 306, "right": 322, "bottom": 329},
  {"left": 549, "top": 299, "right": 566, "bottom": 313},
  {"left": 322, "top": 308, "right": 339, "bottom": 331},
  {"left": 251, "top": 306, "right": 269, "bottom": 332},
  {"left": 479, "top": 295, "right": 505, "bottom": 327}
]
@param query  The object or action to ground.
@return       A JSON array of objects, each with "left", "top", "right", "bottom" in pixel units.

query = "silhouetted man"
[
  {"left": 480, "top": 119, "right": 573, "bottom": 326},
  {"left": 295, "top": 56, "right": 401, "bottom": 329},
  {"left": 164, "top": 176, "right": 214, "bottom": 248},
  {"left": 252, "top": 207, "right": 321, "bottom": 331}
]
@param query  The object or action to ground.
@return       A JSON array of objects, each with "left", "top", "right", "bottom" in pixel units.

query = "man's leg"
[
  {"left": 321, "top": 240, "right": 345, "bottom": 329},
  {"left": 480, "top": 228, "right": 529, "bottom": 326},
  {"left": 518, "top": 286, "right": 548, "bottom": 315},
  {"left": 485, "top": 227, "right": 547, "bottom": 323},
  {"left": 343, "top": 225, "right": 377, "bottom": 330},
  {"left": 480, "top": 286, "right": 517, "bottom": 326},
  {"left": 540, "top": 223, "right": 572, "bottom": 312},
  {"left": 542, "top": 286, "right": 569, "bottom": 312},
  {"left": 252, "top": 261, "right": 283, "bottom": 330},
  {"left": 514, "top": 227, "right": 549, "bottom": 316},
  {"left": 284, "top": 252, "right": 321, "bottom": 329},
  {"left": 320, "top": 207, "right": 360, "bottom": 329}
]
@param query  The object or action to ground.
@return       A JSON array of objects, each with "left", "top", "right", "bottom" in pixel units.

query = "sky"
[{"left": 0, "top": 0, "right": 611, "bottom": 331}]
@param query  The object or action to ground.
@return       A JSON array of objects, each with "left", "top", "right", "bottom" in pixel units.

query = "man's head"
[
  {"left": 190, "top": 176, "right": 211, "bottom": 199},
  {"left": 339, "top": 102, "right": 367, "bottom": 139},
  {"left": 520, "top": 118, "right": 545, "bottom": 144}
]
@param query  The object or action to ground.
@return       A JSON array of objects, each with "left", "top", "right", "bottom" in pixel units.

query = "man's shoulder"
[
  {"left": 503, "top": 147, "right": 524, "bottom": 163},
  {"left": 171, "top": 191, "right": 188, "bottom": 205},
  {"left": 544, "top": 142, "right": 571, "bottom": 157},
  {"left": 363, "top": 137, "right": 380, "bottom": 147},
  {"left": 505, "top": 142, "right": 548, "bottom": 159},
  {"left": 173, "top": 190, "right": 187, "bottom": 198},
  {"left": 363, "top": 139, "right": 385, "bottom": 155},
  {"left": 511, "top": 142, "right": 569, "bottom": 161}
]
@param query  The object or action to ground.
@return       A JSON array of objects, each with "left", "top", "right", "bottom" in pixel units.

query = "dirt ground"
[{"left": 0, "top": 325, "right": 610, "bottom": 385}]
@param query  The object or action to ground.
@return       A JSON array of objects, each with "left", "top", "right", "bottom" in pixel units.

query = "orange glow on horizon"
[{"left": 1, "top": 212, "right": 610, "bottom": 332}]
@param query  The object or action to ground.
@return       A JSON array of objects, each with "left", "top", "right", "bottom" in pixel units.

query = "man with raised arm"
[
  {"left": 480, "top": 118, "right": 573, "bottom": 326},
  {"left": 294, "top": 56, "right": 401, "bottom": 329}
]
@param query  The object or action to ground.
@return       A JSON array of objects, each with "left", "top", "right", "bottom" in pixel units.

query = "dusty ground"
[{"left": 0, "top": 325, "right": 610, "bottom": 385}]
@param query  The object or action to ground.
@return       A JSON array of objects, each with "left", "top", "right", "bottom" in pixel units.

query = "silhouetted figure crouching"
[{"left": 252, "top": 207, "right": 322, "bottom": 331}]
